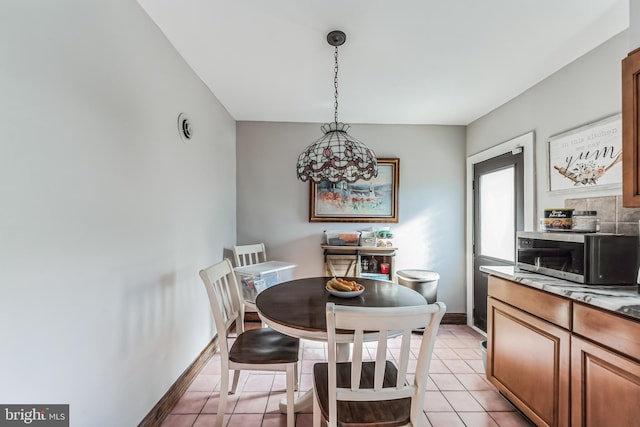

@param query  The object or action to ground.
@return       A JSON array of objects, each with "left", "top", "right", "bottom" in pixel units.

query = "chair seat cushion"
[
  {"left": 313, "top": 360, "right": 411, "bottom": 427},
  {"left": 229, "top": 327, "right": 299, "bottom": 364}
]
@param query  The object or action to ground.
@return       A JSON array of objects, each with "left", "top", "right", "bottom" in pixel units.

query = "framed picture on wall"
[
  {"left": 547, "top": 113, "right": 622, "bottom": 193},
  {"left": 309, "top": 158, "right": 399, "bottom": 223}
]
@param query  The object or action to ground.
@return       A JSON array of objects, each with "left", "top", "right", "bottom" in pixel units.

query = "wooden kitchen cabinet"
[
  {"left": 487, "top": 277, "right": 571, "bottom": 427},
  {"left": 622, "top": 47, "right": 640, "bottom": 207},
  {"left": 571, "top": 303, "right": 640, "bottom": 427},
  {"left": 571, "top": 337, "right": 640, "bottom": 427},
  {"left": 487, "top": 275, "right": 640, "bottom": 427}
]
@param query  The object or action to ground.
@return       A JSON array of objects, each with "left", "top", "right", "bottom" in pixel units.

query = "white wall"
[
  {"left": 236, "top": 122, "right": 468, "bottom": 312},
  {"left": 0, "top": 1, "right": 236, "bottom": 425},
  {"left": 467, "top": 31, "right": 629, "bottom": 214}
]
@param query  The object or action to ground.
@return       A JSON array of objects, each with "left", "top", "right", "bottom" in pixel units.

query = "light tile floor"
[{"left": 161, "top": 323, "right": 533, "bottom": 427}]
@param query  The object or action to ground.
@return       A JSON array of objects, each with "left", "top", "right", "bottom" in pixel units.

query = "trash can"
[
  {"left": 480, "top": 340, "right": 487, "bottom": 371},
  {"left": 396, "top": 270, "right": 440, "bottom": 303},
  {"left": 396, "top": 270, "right": 440, "bottom": 333}
]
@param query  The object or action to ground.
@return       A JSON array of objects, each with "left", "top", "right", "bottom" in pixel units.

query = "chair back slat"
[
  {"left": 351, "top": 329, "right": 364, "bottom": 390},
  {"left": 396, "top": 329, "right": 412, "bottom": 387},
  {"left": 325, "top": 301, "right": 446, "bottom": 425},
  {"left": 373, "top": 329, "right": 388, "bottom": 390},
  {"left": 233, "top": 243, "right": 267, "bottom": 267}
]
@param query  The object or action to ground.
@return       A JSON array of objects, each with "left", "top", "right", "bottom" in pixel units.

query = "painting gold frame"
[{"left": 309, "top": 158, "right": 399, "bottom": 223}]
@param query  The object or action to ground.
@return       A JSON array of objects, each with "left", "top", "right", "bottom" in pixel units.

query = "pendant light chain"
[
  {"left": 296, "top": 30, "right": 378, "bottom": 183},
  {"left": 333, "top": 45, "right": 339, "bottom": 124}
]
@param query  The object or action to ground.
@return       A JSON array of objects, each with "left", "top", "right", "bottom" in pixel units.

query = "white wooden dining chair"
[
  {"left": 233, "top": 243, "right": 267, "bottom": 267},
  {"left": 199, "top": 258, "right": 299, "bottom": 427},
  {"left": 232, "top": 242, "right": 268, "bottom": 320},
  {"left": 312, "top": 301, "right": 446, "bottom": 427}
]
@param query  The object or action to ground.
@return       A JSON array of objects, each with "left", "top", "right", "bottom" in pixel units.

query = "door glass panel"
[{"left": 480, "top": 167, "right": 514, "bottom": 261}]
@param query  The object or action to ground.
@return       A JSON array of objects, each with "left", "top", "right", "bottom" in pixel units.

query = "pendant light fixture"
[{"left": 296, "top": 30, "right": 378, "bottom": 184}]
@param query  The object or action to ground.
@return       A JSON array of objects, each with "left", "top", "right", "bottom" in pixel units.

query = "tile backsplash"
[{"left": 564, "top": 195, "right": 640, "bottom": 235}]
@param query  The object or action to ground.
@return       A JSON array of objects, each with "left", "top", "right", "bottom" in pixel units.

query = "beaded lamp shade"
[{"left": 296, "top": 30, "right": 378, "bottom": 184}]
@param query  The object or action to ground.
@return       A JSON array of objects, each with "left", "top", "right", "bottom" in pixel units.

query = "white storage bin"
[
  {"left": 234, "top": 261, "right": 296, "bottom": 303},
  {"left": 360, "top": 231, "right": 376, "bottom": 247},
  {"left": 324, "top": 230, "right": 361, "bottom": 246}
]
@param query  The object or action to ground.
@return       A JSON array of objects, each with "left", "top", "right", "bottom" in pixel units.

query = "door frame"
[{"left": 465, "top": 131, "right": 536, "bottom": 333}]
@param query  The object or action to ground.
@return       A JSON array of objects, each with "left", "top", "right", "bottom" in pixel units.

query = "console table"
[{"left": 321, "top": 245, "right": 397, "bottom": 281}]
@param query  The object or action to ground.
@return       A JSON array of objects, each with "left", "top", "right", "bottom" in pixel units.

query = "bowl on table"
[{"left": 326, "top": 283, "right": 365, "bottom": 298}]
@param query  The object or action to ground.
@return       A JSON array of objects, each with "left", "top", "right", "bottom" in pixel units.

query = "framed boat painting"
[{"left": 309, "top": 158, "right": 399, "bottom": 223}]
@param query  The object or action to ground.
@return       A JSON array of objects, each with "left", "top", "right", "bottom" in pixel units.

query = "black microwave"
[{"left": 516, "top": 231, "right": 639, "bottom": 285}]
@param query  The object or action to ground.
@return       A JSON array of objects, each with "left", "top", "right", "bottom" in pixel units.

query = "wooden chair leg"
[
  {"left": 312, "top": 386, "right": 321, "bottom": 427},
  {"left": 286, "top": 364, "right": 296, "bottom": 427},
  {"left": 230, "top": 369, "right": 241, "bottom": 394},
  {"left": 216, "top": 371, "right": 229, "bottom": 427},
  {"left": 294, "top": 362, "right": 299, "bottom": 392}
]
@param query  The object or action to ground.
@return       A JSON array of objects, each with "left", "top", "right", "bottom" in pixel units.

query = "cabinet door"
[
  {"left": 571, "top": 336, "right": 640, "bottom": 427},
  {"left": 487, "top": 297, "right": 570, "bottom": 427},
  {"left": 622, "top": 47, "right": 640, "bottom": 207},
  {"left": 324, "top": 254, "right": 359, "bottom": 277}
]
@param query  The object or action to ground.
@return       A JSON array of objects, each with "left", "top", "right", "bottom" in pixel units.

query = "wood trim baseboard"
[
  {"left": 443, "top": 312, "right": 467, "bottom": 324},
  {"left": 138, "top": 336, "right": 218, "bottom": 427},
  {"left": 244, "top": 312, "right": 261, "bottom": 322}
]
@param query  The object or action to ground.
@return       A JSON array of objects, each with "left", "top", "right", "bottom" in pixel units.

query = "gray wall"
[
  {"left": 467, "top": 31, "right": 629, "bottom": 213},
  {"left": 632, "top": 0, "right": 640, "bottom": 48},
  {"left": 236, "top": 122, "right": 468, "bottom": 312},
  {"left": 0, "top": 1, "right": 236, "bottom": 425}
]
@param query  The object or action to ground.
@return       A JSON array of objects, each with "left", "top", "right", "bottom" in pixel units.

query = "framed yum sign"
[{"left": 547, "top": 114, "right": 622, "bottom": 192}]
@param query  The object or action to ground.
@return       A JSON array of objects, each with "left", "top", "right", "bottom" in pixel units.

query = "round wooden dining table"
[
  {"left": 255, "top": 276, "right": 428, "bottom": 413},
  {"left": 256, "top": 276, "right": 427, "bottom": 340}
]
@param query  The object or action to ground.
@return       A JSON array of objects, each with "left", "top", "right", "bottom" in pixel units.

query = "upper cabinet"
[{"left": 622, "top": 48, "right": 640, "bottom": 207}]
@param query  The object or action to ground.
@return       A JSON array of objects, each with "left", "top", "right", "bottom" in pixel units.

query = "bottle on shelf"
[
  {"left": 369, "top": 257, "right": 378, "bottom": 273},
  {"left": 361, "top": 258, "right": 369, "bottom": 272}
]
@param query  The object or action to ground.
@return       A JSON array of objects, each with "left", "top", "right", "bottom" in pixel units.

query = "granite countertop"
[{"left": 480, "top": 265, "right": 640, "bottom": 322}]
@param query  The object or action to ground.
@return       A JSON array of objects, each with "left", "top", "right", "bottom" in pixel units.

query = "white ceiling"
[{"left": 137, "top": 0, "right": 629, "bottom": 126}]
